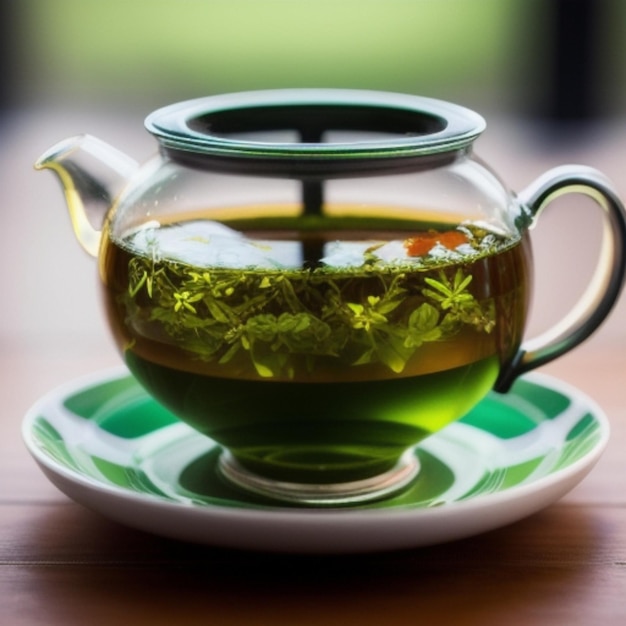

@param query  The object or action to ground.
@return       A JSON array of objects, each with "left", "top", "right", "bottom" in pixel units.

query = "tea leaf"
[
  {"left": 246, "top": 314, "right": 278, "bottom": 343},
  {"left": 117, "top": 229, "right": 500, "bottom": 378},
  {"left": 373, "top": 332, "right": 413, "bottom": 373},
  {"left": 404, "top": 303, "right": 442, "bottom": 348}
]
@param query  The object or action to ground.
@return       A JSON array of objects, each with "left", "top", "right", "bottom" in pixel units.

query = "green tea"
[{"left": 100, "top": 211, "right": 531, "bottom": 484}]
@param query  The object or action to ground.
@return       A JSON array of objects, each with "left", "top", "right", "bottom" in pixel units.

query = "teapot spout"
[{"left": 35, "top": 135, "right": 139, "bottom": 257}]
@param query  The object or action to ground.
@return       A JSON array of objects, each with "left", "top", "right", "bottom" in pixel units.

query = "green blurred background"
[{"left": 6, "top": 0, "right": 625, "bottom": 121}]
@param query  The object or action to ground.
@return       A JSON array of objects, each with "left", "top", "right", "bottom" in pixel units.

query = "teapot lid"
[{"left": 145, "top": 89, "right": 486, "bottom": 173}]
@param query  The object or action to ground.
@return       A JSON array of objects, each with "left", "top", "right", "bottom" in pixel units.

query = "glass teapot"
[{"left": 36, "top": 89, "right": 626, "bottom": 505}]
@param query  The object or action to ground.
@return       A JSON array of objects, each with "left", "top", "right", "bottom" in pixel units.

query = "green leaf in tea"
[
  {"left": 115, "top": 224, "right": 505, "bottom": 378},
  {"left": 404, "top": 303, "right": 442, "bottom": 349}
]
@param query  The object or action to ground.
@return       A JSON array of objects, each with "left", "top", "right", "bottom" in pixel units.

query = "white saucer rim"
[{"left": 22, "top": 365, "right": 610, "bottom": 526}]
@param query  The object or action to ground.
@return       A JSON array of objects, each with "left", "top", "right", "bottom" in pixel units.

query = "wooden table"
[{"left": 1, "top": 108, "right": 625, "bottom": 624}]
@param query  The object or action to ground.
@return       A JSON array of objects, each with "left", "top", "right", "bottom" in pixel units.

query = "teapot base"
[{"left": 218, "top": 449, "right": 420, "bottom": 507}]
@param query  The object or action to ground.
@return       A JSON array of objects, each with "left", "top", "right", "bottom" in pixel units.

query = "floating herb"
[{"left": 117, "top": 227, "right": 501, "bottom": 378}]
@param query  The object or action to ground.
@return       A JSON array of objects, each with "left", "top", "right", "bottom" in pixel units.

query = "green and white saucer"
[{"left": 22, "top": 367, "right": 609, "bottom": 554}]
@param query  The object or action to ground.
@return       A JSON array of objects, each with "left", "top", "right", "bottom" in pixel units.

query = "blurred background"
[
  {"left": 4, "top": 0, "right": 624, "bottom": 120},
  {"left": 1, "top": 0, "right": 625, "bottom": 376}
]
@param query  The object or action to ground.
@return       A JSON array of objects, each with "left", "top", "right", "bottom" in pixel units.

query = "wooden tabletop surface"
[{"left": 1, "top": 108, "right": 625, "bottom": 625}]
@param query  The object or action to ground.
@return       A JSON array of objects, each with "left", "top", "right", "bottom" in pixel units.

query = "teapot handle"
[{"left": 494, "top": 165, "right": 626, "bottom": 392}]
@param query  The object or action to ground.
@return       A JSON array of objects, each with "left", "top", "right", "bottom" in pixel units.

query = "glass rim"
[{"left": 144, "top": 89, "right": 486, "bottom": 162}]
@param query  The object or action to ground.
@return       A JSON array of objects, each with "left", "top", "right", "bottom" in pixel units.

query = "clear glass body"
[
  {"left": 99, "top": 138, "right": 533, "bottom": 500},
  {"left": 37, "top": 91, "right": 626, "bottom": 504},
  {"left": 108, "top": 148, "right": 523, "bottom": 240}
]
